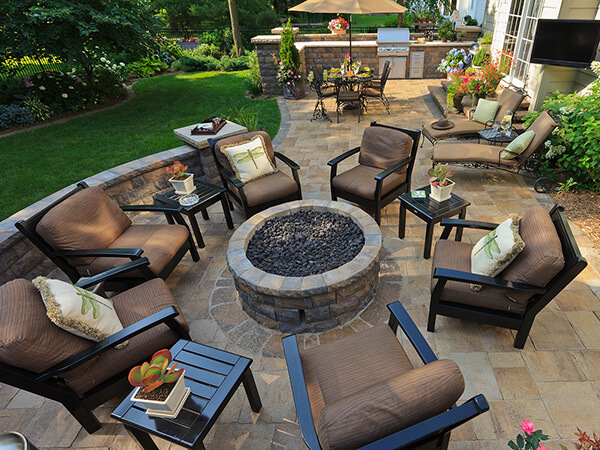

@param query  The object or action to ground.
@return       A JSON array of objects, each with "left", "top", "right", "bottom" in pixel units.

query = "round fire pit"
[{"left": 226, "top": 200, "right": 382, "bottom": 333}]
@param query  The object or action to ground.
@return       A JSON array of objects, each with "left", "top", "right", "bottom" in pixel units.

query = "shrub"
[
  {"left": 175, "top": 55, "right": 220, "bottom": 72},
  {"left": 218, "top": 55, "right": 250, "bottom": 72},
  {"left": 22, "top": 97, "right": 52, "bottom": 121},
  {"left": 279, "top": 19, "right": 301, "bottom": 73},
  {"left": 255, "top": 9, "right": 279, "bottom": 28},
  {"left": 226, "top": 106, "right": 260, "bottom": 131},
  {"left": 438, "top": 19, "right": 453, "bottom": 40},
  {"left": 0, "top": 104, "right": 34, "bottom": 129},
  {"left": 125, "top": 57, "right": 168, "bottom": 78},
  {"left": 0, "top": 76, "right": 28, "bottom": 105},
  {"left": 244, "top": 50, "right": 263, "bottom": 96},
  {"left": 472, "top": 47, "right": 491, "bottom": 66},
  {"left": 195, "top": 43, "right": 222, "bottom": 59},
  {"left": 464, "top": 16, "right": 479, "bottom": 26},
  {"left": 478, "top": 31, "right": 493, "bottom": 45}
]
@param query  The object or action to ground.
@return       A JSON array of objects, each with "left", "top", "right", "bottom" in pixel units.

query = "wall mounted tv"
[{"left": 530, "top": 19, "right": 600, "bottom": 68}]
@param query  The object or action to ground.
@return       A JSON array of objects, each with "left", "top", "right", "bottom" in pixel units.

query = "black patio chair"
[
  {"left": 15, "top": 182, "right": 198, "bottom": 291},
  {"left": 309, "top": 70, "right": 336, "bottom": 122},
  {"left": 429, "top": 204, "right": 587, "bottom": 348},
  {"left": 0, "top": 259, "right": 190, "bottom": 433},
  {"left": 283, "top": 300, "right": 489, "bottom": 449},
  {"left": 362, "top": 59, "right": 392, "bottom": 114}
]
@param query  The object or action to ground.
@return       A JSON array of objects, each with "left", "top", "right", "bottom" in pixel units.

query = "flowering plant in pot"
[
  {"left": 438, "top": 48, "right": 470, "bottom": 75},
  {"left": 428, "top": 163, "right": 454, "bottom": 202},
  {"left": 276, "top": 19, "right": 306, "bottom": 99},
  {"left": 166, "top": 160, "right": 194, "bottom": 194},
  {"left": 128, "top": 349, "right": 188, "bottom": 416},
  {"left": 328, "top": 17, "right": 349, "bottom": 34}
]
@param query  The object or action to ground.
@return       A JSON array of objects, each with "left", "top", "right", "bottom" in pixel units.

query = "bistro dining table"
[{"left": 327, "top": 72, "right": 373, "bottom": 122}]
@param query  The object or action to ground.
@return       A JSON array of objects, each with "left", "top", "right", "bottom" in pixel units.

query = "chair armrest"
[
  {"left": 387, "top": 302, "right": 437, "bottom": 364},
  {"left": 360, "top": 395, "right": 489, "bottom": 450},
  {"left": 327, "top": 147, "right": 360, "bottom": 167},
  {"left": 440, "top": 218, "right": 498, "bottom": 230},
  {"left": 283, "top": 335, "right": 322, "bottom": 450},
  {"left": 75, "top": 258, "right": 155, "bottom": 289},
  {"left": 35, "top": 306, "right": 180, "bottom": 382},
  {"left": 56, "top": 248, "right": 144, "bottom": 259},
  {"left": 433, "top": 268, "right": 546, "bottom": 294},
  {"left": 274, "top": 152, "right": 300, "bottom": 171},
  {"left": 121, "top": 204, "right": 182, "bottom": 213},
  {"left": 221, "top": 169, "right": 244, "bottom": 189},
  {"left": 374, "top": 157, "right": 412, "bottom": 181}
]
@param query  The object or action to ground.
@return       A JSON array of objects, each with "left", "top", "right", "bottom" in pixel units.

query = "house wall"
[{"left": 456, "top": 0, "right": 487, "bottom": 25}]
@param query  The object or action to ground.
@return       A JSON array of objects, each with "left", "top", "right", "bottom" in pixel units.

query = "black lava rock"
[{"left": 246, "top": 210, "right": 365, "bottom": 277}]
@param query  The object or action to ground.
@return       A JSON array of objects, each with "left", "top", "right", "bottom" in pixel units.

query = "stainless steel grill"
[{"left": 377, "top": 28, "right": 411, "bottom": 78}]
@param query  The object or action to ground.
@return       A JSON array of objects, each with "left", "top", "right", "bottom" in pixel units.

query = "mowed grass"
[
  {"left": 351, "top": 14, "right": 397, "bottom": 27},
  {"left": 0, "top": 71, "right": 280, "bottom": 220}
]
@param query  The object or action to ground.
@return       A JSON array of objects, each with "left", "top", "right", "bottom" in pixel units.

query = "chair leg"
[
  {"left": 63, "top": 398, "right": 102, "bottom": 434},
  {"left": 427, "top": 298, "right": 438, "bottom": 332},
  {"left": 374, "top": 208, "right": 381, "bottom": 225},
  {"left": 514, "top": 316, "right": 535, "bottom": 349}
]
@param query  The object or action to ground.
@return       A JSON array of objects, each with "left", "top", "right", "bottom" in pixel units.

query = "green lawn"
[
  {"left": 0, "top": 71, "right": 280, "bottom": 221},
  {"left": 351, "top": 14, "right": 397, "bottom": 27}
]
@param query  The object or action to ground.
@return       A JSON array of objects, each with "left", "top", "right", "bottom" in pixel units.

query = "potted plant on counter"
[
  {"left": 128, "top": 349, "right": 188, "bottom": 417},
  {"left": 166, "top": 161, "right": 195, "bottom": 194},
  {"left": 429, "top": 163, "right": 454, "bottom": 202},
  {"left": 437, "top": 19, "right": 453, "bottom": 42},
  {"left": 276, "top": 19, "right": 306, "bottom": 99},
  {"left": 328, "top": 17, "right": 349, "bottom": 34}
]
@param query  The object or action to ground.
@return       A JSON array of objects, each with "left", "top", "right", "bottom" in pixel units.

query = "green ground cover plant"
[{"left": 0, "top": 71, "right": 280, "bottom": 220}]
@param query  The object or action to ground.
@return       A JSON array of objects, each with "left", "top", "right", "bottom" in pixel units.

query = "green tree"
[
  {"left": 279, "top": 19, "right": 300, "bottom": 72},
  {"left": 0, "top": 0, "right": 160, "bottom": 86}
]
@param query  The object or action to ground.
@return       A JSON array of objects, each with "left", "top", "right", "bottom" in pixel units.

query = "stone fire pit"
[{"left": 226, "top": 200, "right": 382, "bottom": 333}]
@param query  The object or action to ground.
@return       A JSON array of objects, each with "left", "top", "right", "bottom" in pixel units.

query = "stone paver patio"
[{"left": 2, "top": 79, "right": 600, "bottom": 449}]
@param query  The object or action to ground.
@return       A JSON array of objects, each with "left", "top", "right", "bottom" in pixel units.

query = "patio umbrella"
[{"left": 289, "top": 0, "right": 407, "bottom": 59}]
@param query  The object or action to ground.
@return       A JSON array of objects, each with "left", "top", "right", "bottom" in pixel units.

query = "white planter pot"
[
  {"left": 131, "top": 371, "right": 187, "bottom": 416},
  {"left": 430, "top": 180, "right": 455, "bottom": 202},
  {"left": 169, "top": 173, "right": 195, "bottom": 194}
]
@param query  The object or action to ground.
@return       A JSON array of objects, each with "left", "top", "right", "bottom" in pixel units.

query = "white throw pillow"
[
  {"left": 220, "top": 135, "right": 277, "bottom": 183},
  {"left": 470, "top": 214, "right": 525, "bottom": 291},
  {"left": 32, "top": 276, "right": 127, "bottom": 347}
]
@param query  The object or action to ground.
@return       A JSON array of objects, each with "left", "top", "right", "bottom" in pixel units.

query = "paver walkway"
[{"left": 2, "top": 79, "right": 600, "bottom": 449}]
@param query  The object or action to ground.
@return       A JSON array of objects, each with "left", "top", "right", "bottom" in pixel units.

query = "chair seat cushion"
[
  {"left": 423, "top": 118, "right": 486, "bottom": 141},
  {"left": 362, "top": 87, "right": 380, "bottom": 97},
  {"left": 0, "top": 279, "right": 92, "bottom": 374},
  {"left": 36, "top": 186, "right": 132, "bottom": 266},
  {"left": 332, "top": 165, "right": 406, "bottom": 201},
  {"left": 431, "top": 239, "right": 527, "bottom": 314},
  {"left": 299, "top": 325, "right": 414, "bottom": 427},
  {"left": 63, "top": 278, "right": 189, "bottom": 395},
  {"left": 235, "top": 170, "right": 299, "bottom": 207},
  {"left": 433, "top": 142, "right": 520, "bottom": 167},
  {"left": 316, "top": 359, "right": 465, "bottom": 450},
  {"left": 81, "top": 224, "right": 190, "bottom": 277}
]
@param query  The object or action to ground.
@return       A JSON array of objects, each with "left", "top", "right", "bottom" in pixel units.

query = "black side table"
[
  {"left": 478, "top": 128, "right": 518, "bottom": 145},
  {"left": 111, "top": 340, "right": 262, "bottom": 450},
  {"left": 398, "top": 185, "right": 471, "bottom": 259},
  {"left": 155, "top": 180, "right": 234, "bottom": 248}
]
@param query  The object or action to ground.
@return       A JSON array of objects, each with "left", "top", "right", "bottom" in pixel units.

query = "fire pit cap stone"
[{"left": 300, "top": 274, "right": 328, "bottom": 295}]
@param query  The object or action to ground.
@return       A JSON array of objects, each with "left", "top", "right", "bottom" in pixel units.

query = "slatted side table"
[
  {"left": 111, "top": 340, "right": 262, "bottom": 450},
  {"left": 398, "top": 185, "right": 470, "bottom": 259},
  {"left": 155, "top": 180, "right": 234, "bottom": 248}
]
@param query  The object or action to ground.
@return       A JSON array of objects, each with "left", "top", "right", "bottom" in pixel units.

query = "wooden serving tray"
[{"left": 191, "top": 117, "right": 227, "bottom": 135}]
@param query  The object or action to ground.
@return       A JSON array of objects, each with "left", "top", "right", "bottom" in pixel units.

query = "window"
[{"left": 502, "top": 0, "right": 543, "bottom": 87}]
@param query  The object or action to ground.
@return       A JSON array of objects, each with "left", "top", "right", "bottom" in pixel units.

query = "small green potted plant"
[
  {"left": 437, "top": 19, "right": 453, "bottom": 42},
  {"left": 428, "top": 163, "right": 454, "bottom": 202},
  {"left": 166, "top": 161, "right": 194, "bottom": 194},
  {"left": 128, "top": 349, "right": 188, "bottom": 416}
]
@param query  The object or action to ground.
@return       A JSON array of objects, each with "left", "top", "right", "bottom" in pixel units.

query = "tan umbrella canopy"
[{"left": 289, "top": 0, "right": 407, "bottom": 59}]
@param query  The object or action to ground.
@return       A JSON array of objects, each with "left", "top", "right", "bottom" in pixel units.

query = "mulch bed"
[{"left": 553, "top": 190, "right": 600, "bottom": 249}]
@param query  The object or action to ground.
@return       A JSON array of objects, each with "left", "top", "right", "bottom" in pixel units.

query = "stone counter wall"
[{"left": 0, "top": 144, "right": 206, "bottom": 284}]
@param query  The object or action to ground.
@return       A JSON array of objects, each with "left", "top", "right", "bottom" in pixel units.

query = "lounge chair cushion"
[
  {"left": 332, "top": 165, "right": 406, "bottom": 200},
  {"left": 494, "top": 88, "right": 525, "bottom": 122},
  {"left": 433, "top": 142, "right": 520, "bottom": 167},
  {"left": 316, "top": 359, "right": 464, "bottom": 450},
  {"left": 473, "top": 99, "right": 500, "bottom": 125},
  {"left": 501, "top": 130, "right": 536, "bottom": 159},
  {"left": 470, "top": 214, "right": 525, "bottom": 291},
  {"left": 501, "top": 206, "right": 565, "bottom": 304},
  {"left": 423, "top": 118, "right": 486, "bottom": 141},
  {"left": 220, "top": 134, "right": 278, "bottom": 183},
  {"left": 36, "top": 187, "right": 132, "bottom": 266},
  {"left": 0, "top": 279, "right": 92, "bottom": 374},
  {"left": 32, "top": 276, "right": 126, "bottom": 345},
  {"left": 63, "top": 278, "right": 189, "bottom": 395},
  {"left": 81, "top": 224, "right": 190, "bottom": 277},
  {"left": 300, "top": 325, "right": 413, "bottom": 427},
  {"left": 431, "top": 239, "right": 527, "bottom": 314},
  {"left": 231, "top": 170, "right": 299, "bottom": 207},
  {"left": 359, "top": 126, "right": 413, "bottom": 176},
  {"left": 522, "top": 111, "right": 560, "bottom": 160}
]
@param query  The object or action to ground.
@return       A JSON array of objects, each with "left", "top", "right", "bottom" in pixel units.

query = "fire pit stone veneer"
[{"left": 227, "top": 200, "right": 382, "bottom": 333}]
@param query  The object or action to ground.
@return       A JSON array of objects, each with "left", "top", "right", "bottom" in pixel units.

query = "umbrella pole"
[{"left": 349, "top": 14, "right": 352, "bottom": 61}]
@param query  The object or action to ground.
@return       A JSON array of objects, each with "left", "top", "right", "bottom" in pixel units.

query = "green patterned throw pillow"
[
  {"left": 470, "top": 214, "right": 525, "bottom": 291},
  {"left": 220, "top": 135, "right": 277, "bottom": 183},
  {"left": 32, "top": 277, "right": 127, "bottom": 348}
]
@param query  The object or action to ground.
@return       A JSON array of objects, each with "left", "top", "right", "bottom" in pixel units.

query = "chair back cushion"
[
  {"left": 494, "top": 88, "right": 525, "bottom": 122},
  {"left": 0, "top": 279, "right": 91, "bottom": 374},
  {"left": 220, "top": 134, "right": 278, "bottom": 183},
  {"left": 472, "top": 99, "right": 500, "bottom": 125},
  {"left": 213, "top": 131, "right": 275, "bottom": 179},
  {"left": 316, "top": 359, "right": 465, "bottom": 450},
  {"left": 36, "top": 186, "right": 131, "bottom": 266},
  {"left": 519, "top": 110, "right": 559, "bottom": 160},
  {"left": 501, "top": 130, "right": 536, "bottom": 159},
  {"left": 358, "top": 126, "right": 414, "bottom": 177},
  {"left": 501, "top": 206, "right": 565, "bottom": 303}
]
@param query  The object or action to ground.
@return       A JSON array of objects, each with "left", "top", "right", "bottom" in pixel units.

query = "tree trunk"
[{"left": 228, "top": 0, "right": 244, "bottom": 57}]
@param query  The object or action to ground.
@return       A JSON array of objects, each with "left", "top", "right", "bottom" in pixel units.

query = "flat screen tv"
[{"left": 530, "top": 19, "right": 600, "bottom": 68}]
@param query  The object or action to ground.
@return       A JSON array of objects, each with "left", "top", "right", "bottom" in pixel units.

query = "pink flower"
[
  {"left": 520, "top": 420, "right": 535, "bottom": 436},
  {"left": 287, "top": 81, "right": 291, "bottom": 85},
  {"left": 538, "top": 445, "right": 547, "bottom": 450},
  {"left": 277, "top": 72, "right": 281, "bottom": 76},
  {"left": 76, "top": 77, "right": 83, "bottom": 83},
  {"left": 25, "top": 81, "right": 33, "bottom": 87}
]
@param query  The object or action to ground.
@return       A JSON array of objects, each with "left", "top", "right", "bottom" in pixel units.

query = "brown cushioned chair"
[
  {"left": 208, "top": 130, "right": 302, "bottom": 219},
  {"left": 423, "top": 86, "right": 525, "bottom": 145},
  {"left": 428, "top": 204, "right": 587, "bottom": 348},
  {"left": 0, "top": 259, "right": 190, "bottom": 433},
  {"left": 432, "top": 110, "right": 560, "bottom": 192},
  {"left": 329, "top": 122, "right": 421, "bottom": 224},
  {"left": 15, "top": 182, "right": 199, "bottom": 290},
  {"left": 283, "top": 301, "right": 489, "bottom": 450}
]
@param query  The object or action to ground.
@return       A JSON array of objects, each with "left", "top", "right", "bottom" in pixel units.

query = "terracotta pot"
[
  {"left": 332, "top": 28, "right": 346, "bottom": 34},
  {"left": 283, "top": 80, "right": 306, "bottom": 100}
]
